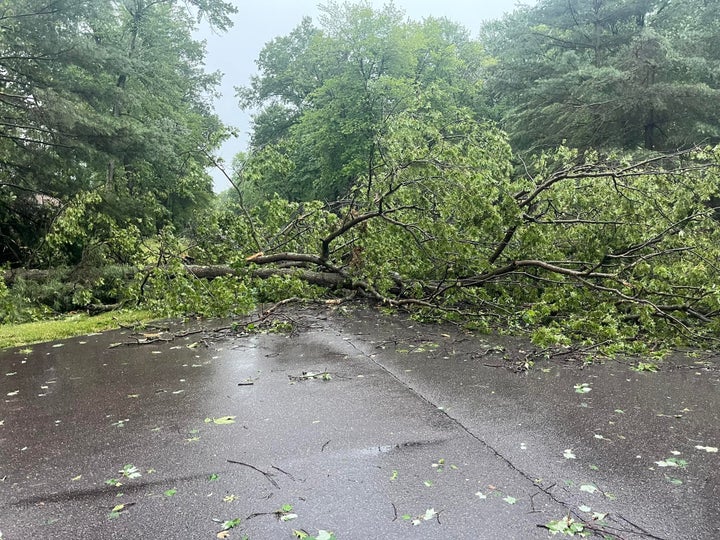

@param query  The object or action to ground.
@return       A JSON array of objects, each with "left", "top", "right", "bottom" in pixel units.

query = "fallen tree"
[
  {"left": 3, "top": 107, "right": 720, "bottom": 350},
  {"left": 194, "top": 110, "right": 720, "bottom": 348}
]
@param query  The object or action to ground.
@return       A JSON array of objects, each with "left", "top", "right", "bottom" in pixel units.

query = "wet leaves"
[
  {"left": 546, "top": 516, "right": 588, "bottom": 536},
  {"left": 632, "top": 362, "right": 658, "bottom": 372},
  {"left": 107, "top": 502, "right": 135, "bottom": 520},
  {"left": 108, "top": 503, "right": 126, "bottom": 519},
  {"left": 402, "top": 508, "right": 438, "bottom": 526},
  {"left": 122, "top": 465, "right": 141, "bottom": 479},
  {"left": 106, "top": 464, "right": 142, "bottom": 486},
  {"left": 475, "top": 485, "right": 519, "bottom": 506},
  {"left": 664, "top": 475, "right": 683, "bottom": 486},
  {"left": 574, "top": 383, "right": 591, "bottom": 394},
  {"left": 654, "top": 457, "right": 688, "bottom": 468},
  {"left": 293, "top": 530, "right": 336, "bottom": 540},
  {"left": 277, "top": 503, "right": 297, "bottom": 521},
  {"left": 289, "top": 371, "right": 332, "bottom": 382},
  {"left": 205, "top": 416, "right": 236, "bottom": 425},
  {"left": 220, "top": 517, "right": 241, "bottom": 531}
]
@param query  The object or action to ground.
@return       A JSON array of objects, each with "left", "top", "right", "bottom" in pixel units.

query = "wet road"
[{"left": 1, "top": 306, "right": 718, "bottom": 539}]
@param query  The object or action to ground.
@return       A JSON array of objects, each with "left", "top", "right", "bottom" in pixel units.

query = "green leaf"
[
  {"left": 574, "top": 383, "right": 592, "bottom": 394},
  {"left": 120, "top": 464, "right": 141, "bottom": 479},
  {"left": 633, "top": 362, "right": 658, "bottom": 372},
  {"left": 664, "top": 475, "right": 683, "bottom": 486},
  {"left": 164, "top": 488, "right": 177, "bottom": 497},
  {"left": 221, "top": 518, "right": 241, "bottom": 530},
  {"left": 207, "top": 416, "right": 236, "bottom": 425},
  {"left": 654, "top": 457, "right": 688, "bottom": 468}
]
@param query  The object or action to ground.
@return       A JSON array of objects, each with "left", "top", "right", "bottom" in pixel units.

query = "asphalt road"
[{"left": 1, "top": 305, "right": 718, "bottom": 539}]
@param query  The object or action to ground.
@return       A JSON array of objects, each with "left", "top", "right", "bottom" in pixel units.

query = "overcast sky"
[{"left": 200, "top": 1, "right": 523, "bottom": 191}]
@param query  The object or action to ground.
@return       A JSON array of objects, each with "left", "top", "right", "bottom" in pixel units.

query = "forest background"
[{"left": 2, "top": 0, "right": 720, "bottom": 353}]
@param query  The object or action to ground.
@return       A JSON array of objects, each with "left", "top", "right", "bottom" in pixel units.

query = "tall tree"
[
  {"left": 481, "top": 0, "right": 720, "bottom": 152},
  {"left": 237, "top": 1, "right": 486, "bottom": 203},
  {"left": 0, "top": 0, "right": 235, "bottom": 266}
]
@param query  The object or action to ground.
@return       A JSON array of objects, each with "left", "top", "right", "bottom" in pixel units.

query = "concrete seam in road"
[{"left": 343, "top": 334, "right": 668, "bottom": 540}]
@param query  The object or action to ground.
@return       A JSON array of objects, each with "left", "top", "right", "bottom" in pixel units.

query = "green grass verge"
[{"left": 0, "top": 310, "right": 156, "bottom": 349}]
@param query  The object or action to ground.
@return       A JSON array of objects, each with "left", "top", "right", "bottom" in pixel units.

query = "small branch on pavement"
[{"left": 227, "top": 460, "right": 279, "bottom": 489}]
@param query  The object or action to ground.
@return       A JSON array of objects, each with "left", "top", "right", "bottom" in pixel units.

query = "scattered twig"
[
  {"left": 271, "top": 465, "right": 296, "bottom": 481},
  {"left": 288, "top": 371, "right": 332, "bottom": 382},
  {"left": 227, "top": 460, "right": 279, "bottom": 489}
]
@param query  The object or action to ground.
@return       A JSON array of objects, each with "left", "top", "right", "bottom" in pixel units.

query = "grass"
[{"left": 0, "top": 309, "right": 156, "bottom": 349}]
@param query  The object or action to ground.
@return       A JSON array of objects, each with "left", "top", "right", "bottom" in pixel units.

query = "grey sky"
[{"left": 200, "top": 1, "right": 522, "bottom": 191}]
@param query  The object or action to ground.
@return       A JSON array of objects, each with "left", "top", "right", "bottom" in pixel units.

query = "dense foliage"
[
  {"left": 2, "top": 0, "right": 720, "bottom": 350},
  {"left": 0, "top": 0, "right": 235, "bottom": 267},
  {"left": 237, "top": 2, "right": 486, "bottom": 202},
  {"left": 481, "top": 0, "right": 720, "bottom": 152}
]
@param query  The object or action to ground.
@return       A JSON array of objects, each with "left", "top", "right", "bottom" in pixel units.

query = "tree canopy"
[
  {"left": 0, "top": 0, "right": 235, "bottom": 266},
  {"left": 481, "top": 0, "right": 720, "bottom": 152},
  {"left": 237, "top": 1, "right": 486, "bottom": 202}
]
